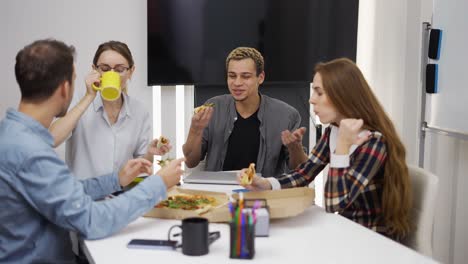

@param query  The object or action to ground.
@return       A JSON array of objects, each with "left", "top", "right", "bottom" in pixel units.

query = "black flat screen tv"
[{"left": 147, "top": 0, "right": 359, "bottom": 86}]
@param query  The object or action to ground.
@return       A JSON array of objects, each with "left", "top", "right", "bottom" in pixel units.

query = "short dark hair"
[
  {"left": 226, "top": 47, "right": 264, "bottom": 76},
  {"left": 15, "top": 39, "right": 75, "bottom": 102}
]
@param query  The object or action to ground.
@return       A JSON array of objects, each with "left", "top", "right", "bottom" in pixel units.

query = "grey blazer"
[{"left": 200, "top": 93, "right": 301, "bottom": 177}]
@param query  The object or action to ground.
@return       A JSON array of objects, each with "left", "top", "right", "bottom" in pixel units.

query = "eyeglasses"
[{"left": 96, "top": 64, "right": 130, "bottom": 74}]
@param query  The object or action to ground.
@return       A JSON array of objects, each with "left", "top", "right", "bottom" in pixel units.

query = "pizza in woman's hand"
[
  {"left": 156, "top": 135, "right": 169, "bottom": 149},
  {"left": 240, "top": 163, "right": 255, "bottom": 185}
]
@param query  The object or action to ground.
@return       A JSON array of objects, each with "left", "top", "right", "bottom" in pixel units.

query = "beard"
[
  {"left": 233, "top": 97, "right": 246, "bottom": 102},
  {"left": 231, "top": 92, "right": 248, "bottom": 102}
]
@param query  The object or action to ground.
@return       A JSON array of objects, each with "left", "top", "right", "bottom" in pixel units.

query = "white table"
[{"left": 83, "top": 184, "right": 437, "bottom": 264}]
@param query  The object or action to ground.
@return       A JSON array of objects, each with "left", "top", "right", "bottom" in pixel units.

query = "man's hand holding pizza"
[
  {"left": 190, "top": 104, "right": 214, "bottom": 133},
  {"left": 157, "top": 157, "right": 185, "bottom": 189}
]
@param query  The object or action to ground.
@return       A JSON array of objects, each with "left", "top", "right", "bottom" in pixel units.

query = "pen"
[
  {"left": 228, "top": 201, "right": 234, "bottom": 220},
  {"left": 239, "top": 192, "right": 244, "bottom": 208},
  {"left": 247, "top": 211, "right": 253, "bottom": 257},
  {"left": 252, "top": 200, "right": 261, "bottom": 224},
  {"left": 238, "top": 209, "right": 242, "bottom": 256},
  {"left": 240, "top": 209, "right": 245, "bottom": 257},
  {"left": 233, "top": 207, "right": 240, "bottom": 257}
]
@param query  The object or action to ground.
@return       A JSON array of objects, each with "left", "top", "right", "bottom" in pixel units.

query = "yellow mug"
[{"left": 92, "top": 71, "right": 121, "bottom": 101}]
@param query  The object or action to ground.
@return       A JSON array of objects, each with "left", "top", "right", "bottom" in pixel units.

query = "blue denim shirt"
[{"left": 0, "top": 109, "right": 166, "bottom": 263}]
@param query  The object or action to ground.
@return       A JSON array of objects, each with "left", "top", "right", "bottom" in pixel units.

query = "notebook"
[{"left": 183, "top": 170, "right": 261, "bottom": 185}]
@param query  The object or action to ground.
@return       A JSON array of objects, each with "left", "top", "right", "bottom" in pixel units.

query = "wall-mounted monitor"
[{"left": 147, "top": 0, "right": 359, "bottom": 86}]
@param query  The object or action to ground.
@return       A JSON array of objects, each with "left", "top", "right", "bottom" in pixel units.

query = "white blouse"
[{"left": 65, "top": 93, "right": 152, "bottom": 180}]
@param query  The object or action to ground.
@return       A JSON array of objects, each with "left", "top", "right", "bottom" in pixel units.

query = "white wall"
[
  {"left": 357, "top": 0, "right": 420, "bottom": 164},
  {"left": 0, "top": 0, "right": 151, "bottom": 158},
  {"left": 358, "top": 0, "right": 468, "bottom": 263},
  {"left": 157, "top": 85, "right": 195, "bottom": 163}
]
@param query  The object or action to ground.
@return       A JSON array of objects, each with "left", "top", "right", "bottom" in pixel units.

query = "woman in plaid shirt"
[{"left": 241, "top": 58, "right": 412, "bottom": 240}]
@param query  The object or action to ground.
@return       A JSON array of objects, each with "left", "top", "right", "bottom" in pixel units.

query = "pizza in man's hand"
[
  {"left": 240, "top": 163, "right": 255, "bottom": 185},
  {"left": 155, "top": 194, "right": 217, "bottom": 214},
  {"left": 157, "top": 158, "right": 173, "bottom": 168},
  {"left": 194, "top": 103, "right": 215, "bottom": 114}
]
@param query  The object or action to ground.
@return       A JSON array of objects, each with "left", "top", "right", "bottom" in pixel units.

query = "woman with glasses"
[{"left": 49, "top": 41, "right": 170, "bottom": 180}]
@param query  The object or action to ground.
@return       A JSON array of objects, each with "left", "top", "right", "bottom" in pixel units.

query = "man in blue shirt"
[{"left": 0, "top": 39, "right": 184, "bottom": 263}]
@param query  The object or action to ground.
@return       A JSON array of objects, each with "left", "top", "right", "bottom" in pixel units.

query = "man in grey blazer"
[{"left": 183, "top": 47, "right": 306, "bottom": 178}]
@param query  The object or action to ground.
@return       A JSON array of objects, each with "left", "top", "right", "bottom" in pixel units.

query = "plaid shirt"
[{"left": 277, "top": 126, "right": 387, "bottom": 234}]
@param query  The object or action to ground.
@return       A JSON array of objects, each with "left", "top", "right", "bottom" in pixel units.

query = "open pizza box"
[
  {"left": 232, "top": 187, "right": 315, "bottom": 219},
  {"left": 144, "top": 187, "right": 231, "bottom": 223}
]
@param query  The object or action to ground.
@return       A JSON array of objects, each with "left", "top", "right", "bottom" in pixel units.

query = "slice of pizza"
[
  {"left": 195, "top": 204, "right": 213, "bottom": 215},
  {"left": 194, "top": 103, "right": 215, "bottom": 114},
  {"left": 240, "top": 163, "right": 255, "bottom": 185},
  {"left": 155, "top": 194, "right": 217, "bottom": 215},
  {"left": 156, "top": 135, "right": 169, "bottom": 149},
  {"left": 157, "top": 158, "right": 173, "bottom": 168}
]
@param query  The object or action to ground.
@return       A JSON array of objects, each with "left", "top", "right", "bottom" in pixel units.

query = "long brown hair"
[{"left": 315, "top": 58, "right": 412, "bottom": 239}]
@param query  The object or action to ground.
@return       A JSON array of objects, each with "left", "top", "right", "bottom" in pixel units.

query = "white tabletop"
[{"left": 83, "top": 184, "right": 437, "bottom": 264}]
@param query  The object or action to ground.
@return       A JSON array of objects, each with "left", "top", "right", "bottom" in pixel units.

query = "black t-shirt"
[{"left": 222, "top": 110, "right": 260, "bottom": 171}]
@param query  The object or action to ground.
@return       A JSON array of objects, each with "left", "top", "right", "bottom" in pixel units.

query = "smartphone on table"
[{"left": 127, "top": 239, "right": 177, "bottom": 250}]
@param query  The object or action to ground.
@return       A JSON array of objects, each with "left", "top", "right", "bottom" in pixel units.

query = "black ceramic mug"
[{"left": 168, "top": 217, "right": 220, "bottom": 256}]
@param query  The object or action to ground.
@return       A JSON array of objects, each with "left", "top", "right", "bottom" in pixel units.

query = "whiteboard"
[{"left": 426, "top": 0, "right": 468, "bottom": 134}]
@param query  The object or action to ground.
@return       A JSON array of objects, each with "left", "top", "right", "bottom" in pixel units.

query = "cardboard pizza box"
[
  {"left": 232, "top": 187, "right": 315, "bottom": 219},
  {"left": 144, "top": 187, "right": 231, "bottom": 223}
]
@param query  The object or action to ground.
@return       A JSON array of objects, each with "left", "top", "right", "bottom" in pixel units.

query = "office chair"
[{"left": 403, "top": 165, "right": 439, "bottom": 257}]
